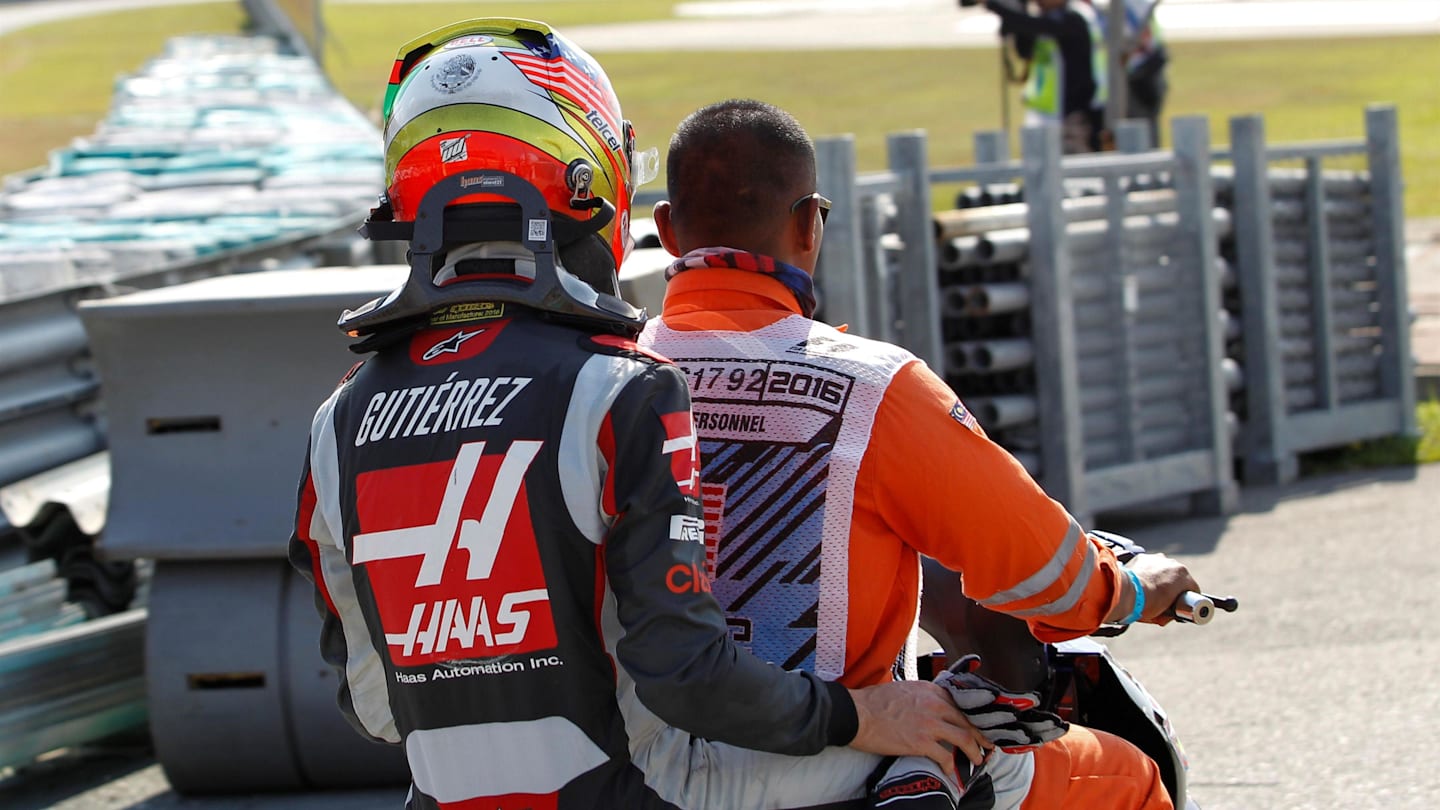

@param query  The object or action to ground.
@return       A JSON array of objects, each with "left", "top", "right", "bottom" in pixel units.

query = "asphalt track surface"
[{"left": 2, "top": 2, "right": 1439, "bottom": 808}]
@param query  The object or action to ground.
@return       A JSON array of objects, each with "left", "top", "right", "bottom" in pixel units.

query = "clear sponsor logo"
[
  {"left": 388, "top": 591, "right": 548, "bottom": 658},
  {"left": 584, "top": 109, "right": 622, "bottom": 151},
  {"left": 666, "top": 563, "right": 712, "bottom": 594}
]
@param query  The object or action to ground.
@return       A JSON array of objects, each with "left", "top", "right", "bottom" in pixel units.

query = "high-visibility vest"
[
  {"left": 1021, "top": 3, "right": 1109, "bottom": 116},
  {"left": 1022, "top": 36, "right": 1061, "bottom": 117}
]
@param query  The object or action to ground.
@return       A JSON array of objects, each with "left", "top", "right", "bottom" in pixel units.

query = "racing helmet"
[{"left": 344, "top": 18, "right": 658, "bottom": 337}]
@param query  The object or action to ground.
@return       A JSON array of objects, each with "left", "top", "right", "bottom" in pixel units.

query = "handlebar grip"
[
  {"left": 1171, "top": 592, "right": 1214, "bottom": 624},
  {"left": 1170, "top": 591, "right": 1239, "bottom": 624}
]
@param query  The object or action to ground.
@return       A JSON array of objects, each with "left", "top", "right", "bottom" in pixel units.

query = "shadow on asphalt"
[
  {"left": 1094, "top": 463, "right": 1420, "bottom": 556},
  {"left": 0, "top": 741, "right": 157, "bottom": 810},
  {"left": 0, "top": 739, "right": 409, "bottom": 810}
]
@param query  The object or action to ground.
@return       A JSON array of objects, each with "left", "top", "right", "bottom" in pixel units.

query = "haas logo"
[{"left": 352, "top": 441, "right": 556, "bottom": 665}]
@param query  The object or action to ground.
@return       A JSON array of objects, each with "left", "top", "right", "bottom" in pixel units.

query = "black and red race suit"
[{"left": 289, "top": 305, "right": 857, "bottom": 810}]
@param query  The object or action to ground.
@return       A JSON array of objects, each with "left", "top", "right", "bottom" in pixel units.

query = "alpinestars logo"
[
  {"left": 422, "top": 328, "right": 486, "bottom": 361},
  {"left": 352, "top": 440, "right": 556, "bottom": 666}
]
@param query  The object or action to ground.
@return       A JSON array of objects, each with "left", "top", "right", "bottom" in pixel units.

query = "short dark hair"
[{"left": 665, "top": 99, "right": 816, "bottom": 245}]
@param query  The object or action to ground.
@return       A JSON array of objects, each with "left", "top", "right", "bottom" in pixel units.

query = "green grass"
[
  {"left": 0, "top": 3, "right": 246, "bottom": 177},
  {"left": 1419, "top": 398, "right": 1440, "bottom": 464},
  {"left": 0, "top": 5, "right": 1436, "bottom": 218},
  {"left": 1301, "top": 399, "right": 1440, "bottom": 474}
]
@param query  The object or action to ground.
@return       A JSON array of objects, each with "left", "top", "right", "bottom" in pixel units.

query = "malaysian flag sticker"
[{"left": 950, "top": 400, "right": 979, "bottom": 431}]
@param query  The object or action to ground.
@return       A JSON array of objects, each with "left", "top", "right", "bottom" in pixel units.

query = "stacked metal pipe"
[
  {"left": 937, "top": 187, "right": 1043, "bottom": 477},
  {"left": 935, "top": 182, "right": 1240, "bottom": 486},
  {"left": 1214, "top": 167, "right": 1384, "bottom": 413}
]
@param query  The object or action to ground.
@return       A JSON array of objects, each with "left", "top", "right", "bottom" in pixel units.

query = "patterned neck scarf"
[{"left": 664, "top": 247, "right": 817, "bottom": 318}]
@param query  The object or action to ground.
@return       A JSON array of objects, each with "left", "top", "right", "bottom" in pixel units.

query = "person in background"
[
  {"left": 1117, "top": 0, "right": 1170, "bottom": 147},
  {"left": 639, "top": 98, "right": 1198, "bottom": 809},
  {"left": 981, "top": 0, "right": 1110, "bottom": 152},
  {"left": 289, "top": 20, "right": 987, "bottom": 810}
]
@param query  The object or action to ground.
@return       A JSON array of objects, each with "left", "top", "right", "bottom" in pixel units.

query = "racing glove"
[{"left": 936, "top": 654, "right": 1068, "bottom": 753}]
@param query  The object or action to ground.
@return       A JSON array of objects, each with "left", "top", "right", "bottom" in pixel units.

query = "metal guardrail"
[
  {"left": 0, "top": 609, "right": 147, "bottom": 772},
  {"left": 80, "top": 268, "right": 416, "bottom": 790}
]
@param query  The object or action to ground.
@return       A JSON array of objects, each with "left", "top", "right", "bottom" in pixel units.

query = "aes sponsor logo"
[{"left": 668, "top": 515, "right": 705, "bottom": 544}]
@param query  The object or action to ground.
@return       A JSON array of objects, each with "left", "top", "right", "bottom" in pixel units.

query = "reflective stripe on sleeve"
[
  {"left": 977, "top": 519, "right": 1093, "bottom": 618},
  {"left": 990, "top": 542, "right": 1096, "bottom": 619}
]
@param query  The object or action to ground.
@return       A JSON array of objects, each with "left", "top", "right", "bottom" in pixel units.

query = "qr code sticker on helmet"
[{"left": 528, "top": 219, "right": 548, "bottom": 241}]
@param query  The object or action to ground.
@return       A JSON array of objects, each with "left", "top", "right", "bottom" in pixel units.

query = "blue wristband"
[{"left": 1121, "top": 568, "right": 1145, "bottom": 625}]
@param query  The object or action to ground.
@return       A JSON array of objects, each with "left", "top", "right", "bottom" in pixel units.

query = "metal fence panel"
[{"left": 1221, "top": 105, "right": 1415, "bottom": 483}]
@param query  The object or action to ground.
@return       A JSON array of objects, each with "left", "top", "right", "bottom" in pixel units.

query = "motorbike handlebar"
[{"left": 1169, "top": 591, "right": 1239, "bottom": 625}]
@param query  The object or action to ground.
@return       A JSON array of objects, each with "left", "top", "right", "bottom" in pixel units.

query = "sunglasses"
[{"left": 790, "top": 192, "right": 832, "bottom": 225}]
